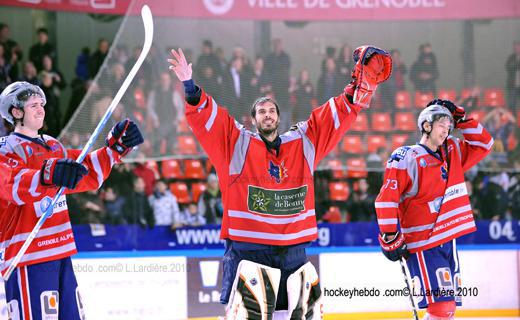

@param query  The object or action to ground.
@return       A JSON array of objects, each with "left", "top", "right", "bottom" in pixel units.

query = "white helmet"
[
  {"left": 0, "top": 81, "right": 46, "bottom": 124},
  {"left": 417, "top": 104, "right": 453, "bottom": 133}
]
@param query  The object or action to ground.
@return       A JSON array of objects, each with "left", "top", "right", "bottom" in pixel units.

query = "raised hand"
[{"left": 167, "top": 48, "right": 192, "bottom": 82}]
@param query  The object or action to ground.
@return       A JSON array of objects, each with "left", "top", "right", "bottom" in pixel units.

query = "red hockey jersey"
[
  {"left": 186, "top": 89, "right": 360, "bottom": 246},
  {"left": 0, "top": 133, "right": 120, "bottom": 275},
  {"left": 375, "top": 119, "right": 493, "bottom": 253}
]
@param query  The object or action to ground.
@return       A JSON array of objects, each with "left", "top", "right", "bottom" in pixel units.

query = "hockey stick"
[
  {"left": 399, "top": 257, "right": 419, "bottom": 320},
  {"left": 2, "top": 5, "right": 154, "bottom": 281}
]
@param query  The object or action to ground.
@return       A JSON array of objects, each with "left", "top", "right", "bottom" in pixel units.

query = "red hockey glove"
[
  {"left": 41, "top": 158, "right": 88, "bottom": 189},
  {"left": 351, "top": 46, "right": 392, "bottom": 108},
  {"left": 106, "top": 119, "right": 144, "bottom": 157},
  {"left": 378, "top": 231, "right": 409, "bottom": 262}
]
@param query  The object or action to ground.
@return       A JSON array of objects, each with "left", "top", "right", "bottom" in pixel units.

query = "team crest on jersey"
[
  {"left": 25, "top": 145, "right": 33, "bottom": 156},
  {"left": 389, "top": 146, "right": 410, "bottom": 162},
  {"left": 440, "top": 163, "right": 448, "bottom": 180},
  {"left": 268, "top": 160, "right": 288, "bottom": 183},
  {"left": 419, "top": 158, "right": 427, "bottom": 168},
  {"left": 49, "top": 144, "right": 60, "bottom": 152}
]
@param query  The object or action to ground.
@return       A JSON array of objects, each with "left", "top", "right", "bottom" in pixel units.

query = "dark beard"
[{"left": 258, "top": 126, "right": 277, "bottom": 135}]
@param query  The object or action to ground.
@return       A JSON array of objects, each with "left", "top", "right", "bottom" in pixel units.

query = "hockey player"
[
  {"left": 375, "top": 99, "right": 493, "bottom": 319},
  {"left": 168, "top": 47, "right": 392, "bottom": 319},
  {"left": 0, "top": 81, "right": 143, "bottom": 319}
]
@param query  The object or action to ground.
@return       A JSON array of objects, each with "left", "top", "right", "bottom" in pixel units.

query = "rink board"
[{"left": 1, "top": 245, "right": 518, "bottom": 319}]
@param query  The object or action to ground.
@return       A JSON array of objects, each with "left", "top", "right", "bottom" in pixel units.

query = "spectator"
[
  {"left": 65, "top": 79, "right": 90, "bottom": 125},
  {"left": 198, "top": 173, "right": 223, "bottom": 224},
  {"left": 196, "top": 39, "right": 222, "bottom": 81},
  {"left": 42, "top": 54, "right": 66, "bottom": 97},
  {"left": 68, "top": 189, "right": 107, "bottom": 225},
  {"left": 336, "top": 44, "right": 354, "bottom": 86},
  {"left": 293, "top": 69, "right": 315, "bottom": 120},
  {"left": 410, "top": 43, "right": 439, "bottom": 94},
  {"left": 102, "top": 186, "right": 127, "bottom": 224},
  {"left": 103, "top": 162, "right": 135, "bottom": 196},
  {"left": 196, "top": 63, "right": 221, "bottom": 100},
  {"left": 483, "top": 107, "right": 516, "bottom": 155},
  {"left": 148, "top": 72, "right": 179, "bottom": 153},
  {"left": 317, "top": 57, "right": 341, "bottom": 104},
  {"left": 380, "top": 49, "right": 407, "bottom": 109},
  {"left": 180, "top": 203, "right": 206, "bottom": 227},
  {"left": 505, "top": 41, "right": 520, "bottom": 109},
  {"left": 0, "top": 23, "right": 23, "bottom": 79},
  {"left": 39, "top": 71, "right": 62, "bottom": 137},
  {"left": 148, "top": 179, "right": 181, "bottom": 227},
  {"left": 320, "top": 46, "right": 337, "bottom": 74},
  {"left": 248, "top": 56, "right": 272, "bottom": 104},
  {"left": 265, "top": 38, "right": 291, "bottom": 130},
  {"left": 214, "top": 47, "right": 228, "bottom": 77},
  {"left": 347, "top": 178, "right": 376, "bottom": 221},
  {"left": 0, "top": 43, "right": 12, "bottom": 91},
  {"left": 133, "top": 154, "right": 158, "bottom": 196},
  {"left": 474, "top": 170, "right": 509, "bottom": 220},
  {"left": 29, "top": 27, "right": 56, "bottom": 72},
  {"left": 509, "top": 159, "right": 520, "bottom": 219},
  {"left": 19, "top": 61, "right": 40, "bottom": 86},
  {"left": 123, "top": 176, "right": 155, "bottom": 228},
  {"left": 89, "top": 38, "right": 110, "bottom": 79},
  {"left": 126, "top": 46, "right": 152, "bottom": 85},
  {"left": 75, "top": 47, "right": 90, "bottom": 81},
  {"left": 222, "top": 57, "right": 249, "bottom": 112},
  {"left": 366, "top": 146, "right": 390, "bottom": 195}
]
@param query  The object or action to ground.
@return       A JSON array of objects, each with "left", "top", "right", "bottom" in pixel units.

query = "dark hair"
[
  {"left": 202, "top": 40, "right": 213, "bottom": 48},
  {"left": 36, "top": 27, "right": 48, "bottom": 35},
  {"left": 250, "top": 97, "right": 280, "bottom": 118}
]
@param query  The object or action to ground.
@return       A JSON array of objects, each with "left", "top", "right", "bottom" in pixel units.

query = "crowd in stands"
[{"left": 1, "top": 20, "right": 520, "bottom": 225}]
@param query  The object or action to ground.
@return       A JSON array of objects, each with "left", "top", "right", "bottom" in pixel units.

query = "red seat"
[
  {"left": 460, "top": 88, "right": 476, "bottom": 100},
  {"left": 176, "top": 135, "right": 198, "bottom": 155},
  {"left": 414, "top": 92, "right": 434, "bottom": 108},
  {"left": 391, "top": 134, "right": 410, "bottom": 150},
  {"left": 483, "top": 88, "right": 505, "bottom": 107},
  {"left": 437, "top": 89, "right": 457, "bottom": 102},
  {"left": 346, "top": 158, "right": 367, "bottom": 178},
  {"left": 341, "top": 135, "right": 364, "bottom": 154},
  {"left": 191, "top": 182, "right": 207, "bottom": 202},
  {"left": 326, "top": 159, "right": 346, "bottom": 179},
  {"left": 351, "top": 113, "right": 368, "bottom": 132},
  {"left": 367, "top": 135, "right": 388, "bottom": 153},
  {"left": 394, "top": 112, "right": 416, "bottom": 131},
  {"left": 328, "top": 182, "right": 350, "bottom": 201},
  {"left": 371, "top": 113, "right": 392, "bottom": 132},
  {"left": 184, "top": 159, "right": 206, "bottom": 179},
  {"left": 169, "top": 182, "right": 191, "bottom": 203},
  {"left": 161, "top": 159, "right": 183, "bottom": 179},
  {"left": 467, "top": 110, "right": 486, "bottom": 123},
  {"left": 395, "top": 91, "right": 412, "bottom": 109}
]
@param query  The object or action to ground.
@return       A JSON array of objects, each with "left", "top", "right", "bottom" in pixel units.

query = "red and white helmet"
[{"left": 0, "top": 81, "right": 46, "bottom": 124}]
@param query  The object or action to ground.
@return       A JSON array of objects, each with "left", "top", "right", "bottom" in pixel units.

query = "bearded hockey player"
[
  {"left": 168, "top": 46, "right": 392, "bottom": 319},
  {"left": 0, "top": 81, "right": 144, "bottom": 319},
  {"left": 375, "top": 99, "right": 493, "bottom": 319}
]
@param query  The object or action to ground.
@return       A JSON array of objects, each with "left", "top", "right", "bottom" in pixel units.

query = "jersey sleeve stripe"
[
  {"left": 205, "top": 98, "right": 218, "bottom": 131},
  {"left": 460, "top": 123, "right": 483, "bottom": 135},
  {"left": 90, "top": 149, "right": 104, "bottom": 189},
  {"left": 328, "top": 97, "right": 340, "bottom": 129},
  {"left": 375, "top": 202, "right": 399, "bottom": 208},
  {"left": 377, "top": 218, "right": 398, "bottom": 225},
  {"left": 466, "top": 138, "right": 494, "bottom": 150},
  {"left": 13, "top": 169, "right": 28, "bottom": 205},
  {"left": 229, "top": 130, "right": 252, "bottom": 175},
  {"left": 401, "top": 223, "right": 435, "bottom": 234},
  {"left": 29, "top": 171, "right": 41, "bottom": 197}
]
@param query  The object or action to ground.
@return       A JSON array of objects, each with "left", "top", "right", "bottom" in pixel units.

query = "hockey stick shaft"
[
  {"left": 2, "top": 5, "right": 153, "bottom": 281},
  {"left": 400, "top": 257, "right": 419, "bottom": 320}
]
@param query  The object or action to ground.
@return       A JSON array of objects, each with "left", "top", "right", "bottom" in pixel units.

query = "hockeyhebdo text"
[
  {"left": 323, "top": 286, "right": 479, "bottom": 299},
  {"left": 248, "top": 0, "right": 446, "bottom": 9},
  {"left": 71, "top": 261, "right": 191, "bottom": 274}
]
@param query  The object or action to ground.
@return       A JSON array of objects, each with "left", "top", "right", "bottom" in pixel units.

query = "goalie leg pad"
[
  {"left": 285, "top": 261, "right": 323, "bottom": 320},
  {"left": 225, "top": 260, "right": 281, "bottom": 320}
]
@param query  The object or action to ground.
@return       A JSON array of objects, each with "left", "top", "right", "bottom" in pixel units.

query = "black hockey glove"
[
  {"left": 41, "top": 158, "right": 88, "bottom": 189},
  {"left": 106, "top": 118, "right": 144, "bottom": 157},
  {"left": 378, "top": 231, "right": 409, "bottom": 262}
]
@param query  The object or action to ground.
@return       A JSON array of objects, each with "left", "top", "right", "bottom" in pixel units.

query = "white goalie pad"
[
  {"left": 276, "top": 261, "right": 322, "bottom": 320},
  {"left": 225, "top": 260, "right": 281, "bottom": 320}
]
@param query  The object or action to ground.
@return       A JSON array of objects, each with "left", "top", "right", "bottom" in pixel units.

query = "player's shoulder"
[
  {"left": 0, "top": 134, "right": 19, "bottom": 154},
  {"left": 388, "top": 144, "right": 426, "bottom": 163}
]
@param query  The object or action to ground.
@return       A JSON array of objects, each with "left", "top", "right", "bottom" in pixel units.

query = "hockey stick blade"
[{"left": 2, "top": 5, "right": 154, "bottom": 281}]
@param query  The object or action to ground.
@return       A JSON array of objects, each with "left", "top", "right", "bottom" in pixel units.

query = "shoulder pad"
[{"left": 389, "top": 146, "right": 410, "bottom": 162}]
